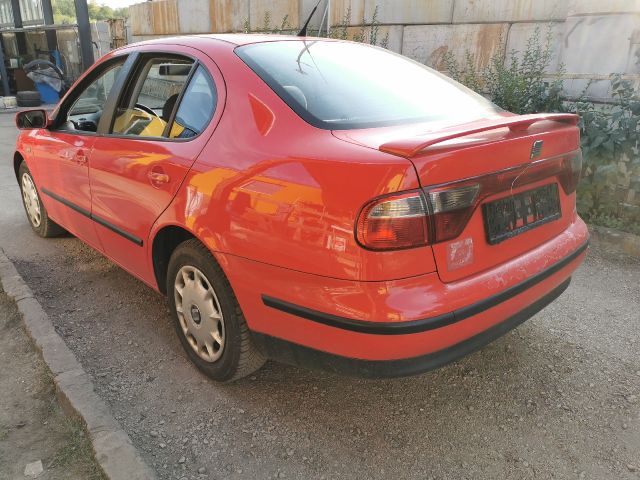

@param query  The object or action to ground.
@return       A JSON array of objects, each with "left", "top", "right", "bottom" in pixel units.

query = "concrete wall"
[
  {"left": 128, "top": 0, "right": 640, "bottom": 102},
  {"left": 125, "top": 0, "right": 640, "bottom": 214}
]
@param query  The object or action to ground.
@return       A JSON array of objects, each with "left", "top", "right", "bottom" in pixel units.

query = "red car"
[{"left": 14, "top": 35, "right": 588, "bottom": 381}]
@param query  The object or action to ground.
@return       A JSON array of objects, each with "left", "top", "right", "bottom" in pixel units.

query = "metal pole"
[
  {"left": 74, "top": 0, "right": 94, "bottom": 71},
  {"left": 41, "top": 0, "right": 58, "bottom": 52},
  {"left": 0, "top": 41, "right": 11, "bottom": 96},
  {"left": 10, "top": 0, "right": 27, "bottom": 55}
]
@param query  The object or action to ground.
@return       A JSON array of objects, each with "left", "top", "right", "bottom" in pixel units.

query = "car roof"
[{"left": 128, "top": 34, "right": 335, "bottom": 49}]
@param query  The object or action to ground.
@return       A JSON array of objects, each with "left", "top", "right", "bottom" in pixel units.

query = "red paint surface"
[{"left": 15, "top": 35, "right": 588, "bottom": 363}]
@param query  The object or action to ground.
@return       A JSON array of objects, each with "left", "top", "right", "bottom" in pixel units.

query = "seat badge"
[{"left": 530, "top": 140, "right": 544, "bottom": 159}]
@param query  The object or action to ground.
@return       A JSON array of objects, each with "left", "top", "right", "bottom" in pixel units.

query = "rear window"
[{"left": 236, "top": 40, "right": 499, "bottom": 130}]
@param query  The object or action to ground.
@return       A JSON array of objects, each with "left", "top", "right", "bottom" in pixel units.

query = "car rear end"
[
  {"left": 232, "top": 38, "right": 588, "bottom": 376},
  {"left": 253, "top": 116, "right": 589, "bottom": 377}
]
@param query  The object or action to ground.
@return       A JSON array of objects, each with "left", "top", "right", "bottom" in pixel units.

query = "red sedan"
[{"left": 13, "top": 35, "right": 588, "bottom": 381}]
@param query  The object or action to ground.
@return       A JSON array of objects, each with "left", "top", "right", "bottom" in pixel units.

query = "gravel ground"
[{"left": 1, "top": 113, "right": 639, "bottom": 480}]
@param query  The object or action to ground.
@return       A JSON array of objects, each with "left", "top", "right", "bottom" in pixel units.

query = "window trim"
[
  {"left": 103, "top": 52, "right": 216, "bottom": 143},
  {"left": 107, "top": 53, "right": 195, "bottom": 139},
  {"left": 50, "top": 48, "right": 221, "bottom": 144}
]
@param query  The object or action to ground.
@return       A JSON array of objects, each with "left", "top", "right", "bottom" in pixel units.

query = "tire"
[
  {"left": 18, "top": 162, "right": 65, "bottom": 237},
  {"left": 16, "top": 90, "right": 42, "bottom": 107},
  {"left": 167, "top": 239, "right": 266, "bottom": 382}
]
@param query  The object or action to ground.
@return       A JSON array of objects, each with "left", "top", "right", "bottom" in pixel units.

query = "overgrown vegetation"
[
  {"left": 328, "top": 6, "right": 389, "bottom": 48},
  {"left": 54, "top": 0, "right": 128, "bottom": 24},
  {"left": 445, "top": 26, "right": 640, "bottom": 234},
  {"left": 246, "top": 5, "right": 389, "bottom": 48},
  {"left": 445, "top": 27, "right": 564, "bottom": 114},
  {"left": 574, "top": 75, "right": 640, "bottom": 232}
]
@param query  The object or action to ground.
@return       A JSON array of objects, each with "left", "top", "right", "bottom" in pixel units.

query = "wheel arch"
[
  {"left": 13, "top": 151, "right": 25, "bottom": 180},
  {"left": 151, "top": 224, "right": 199, "bottom": 295}
]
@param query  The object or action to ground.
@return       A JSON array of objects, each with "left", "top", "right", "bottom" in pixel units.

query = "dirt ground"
[
  {"left": 0, "top": 113, "right": 639, "bottom": 480},
  {"left": 0, "top": 289, "right": 104, "bottom": 480}
]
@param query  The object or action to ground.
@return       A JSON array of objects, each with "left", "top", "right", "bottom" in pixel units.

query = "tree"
[{"left": 54, "top": 0, "right": 128, "bottom": 24}]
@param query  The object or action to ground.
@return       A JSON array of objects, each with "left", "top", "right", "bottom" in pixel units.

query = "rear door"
[{"left": 88, "top": 46, "right": 224, "bottom": 284}]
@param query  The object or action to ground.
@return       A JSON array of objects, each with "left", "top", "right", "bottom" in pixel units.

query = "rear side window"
[
  {"left": 169, "top": 66, "right": 217, "bottom": 139},
  {"left": 236, "top": 40, "right": 499, "bottom": 130}
]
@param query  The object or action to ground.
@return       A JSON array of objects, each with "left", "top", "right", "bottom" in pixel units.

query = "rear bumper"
[
  {"left": 261, "top": 241, "right": 587, "bottom": 336},
  {"left": 253, "top": 278, "right": 571, "bottom": 378},
  {"left": 219, "top": 218, "right": 589, "bottom": 371}
]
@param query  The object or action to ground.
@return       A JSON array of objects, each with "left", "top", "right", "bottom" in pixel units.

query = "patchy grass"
[
  {"left": 48, "top": 417, "right": 106, "bottom": 480},
  {"left": 0, "top": 289, "right": 106, "bottom": 479}
]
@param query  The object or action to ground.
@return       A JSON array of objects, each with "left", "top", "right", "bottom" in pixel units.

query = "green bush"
[
  {"left": 445, "top": 26, "right": 640, "bottom": 235},
  {"left": 575, "top": 75, "right": 640, "bottom": 226},
  {"left": 445, "top": 26, "right": 564, "bottom": 114}
]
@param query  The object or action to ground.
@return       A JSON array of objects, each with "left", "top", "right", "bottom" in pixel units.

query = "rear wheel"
[
  {"left": 18, "top": 162, "right": 65, "bottom": 237},
  {"left": 167, "top": 239, "right": 265, "bottom": 382}
]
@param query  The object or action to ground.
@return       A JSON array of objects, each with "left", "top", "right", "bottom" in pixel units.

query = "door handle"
[
  {"left": 148, "top": 171, "right": 170, "bottom": 185},
  {"left": 74, "top": 152, "right": 88, "bottom": 165}
]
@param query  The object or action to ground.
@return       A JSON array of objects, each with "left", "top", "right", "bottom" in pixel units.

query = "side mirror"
[{"left": 16, "top": 109, "right": 49, "bottom": 130}]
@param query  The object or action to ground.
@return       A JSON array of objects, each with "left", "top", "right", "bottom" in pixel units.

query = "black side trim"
[
  {"left": 253, "top": 278, "right": 571, "bottom": 379},
  {"left": 41, "top": 187, "right": 91, "bottom": 217},
  {"left": 262, "top": 240, "right": 588, "bottom": 335},
  {"left": 41, "top": 188, "right": 143, "bottom": 246},
  {"left": 91, "top": 215, "right": 144, "bottom": 246}
]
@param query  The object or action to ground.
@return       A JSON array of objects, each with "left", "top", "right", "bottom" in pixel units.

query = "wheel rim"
[
  {"left": 174, "top": 266, "right": 225, "bottom": 363},
  {"left": 21, "top": 173, "right": 41, "bottom": 227}
]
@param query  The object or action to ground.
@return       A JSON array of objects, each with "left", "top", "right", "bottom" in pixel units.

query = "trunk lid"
[{"left": 333, "top": 113, "right": 581, "bottom": 282}]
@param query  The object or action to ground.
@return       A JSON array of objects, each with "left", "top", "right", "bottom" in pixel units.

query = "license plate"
[{"left": 482, "top": 183, "right": 561, "bottom": 244}]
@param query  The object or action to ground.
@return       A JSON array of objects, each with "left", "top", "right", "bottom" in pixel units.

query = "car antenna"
[{"left": 298, "top": 0, "right": 323, "bottom": 37}]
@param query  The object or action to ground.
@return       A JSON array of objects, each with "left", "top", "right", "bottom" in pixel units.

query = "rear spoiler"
[{"left": 379, "top": 113, "right": 580, "bottom": 158}]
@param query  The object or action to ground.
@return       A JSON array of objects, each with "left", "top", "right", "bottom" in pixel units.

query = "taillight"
[
  {"left": 428, "top": 184, "right": 480, "bottom": 243},
  {"left": 356, "top": 192, "right": 428, "bottom": 250},
  {"left": 356, "top": 150, "right": 582, "bottom": 249},
  {"left": 560, "top": 150, "right": 582, "bottom": 193}
]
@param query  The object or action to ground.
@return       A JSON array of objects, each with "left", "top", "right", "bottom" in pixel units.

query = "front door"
[
  {"left": 89, "top": 50, "right": 222, "bottom": 284},
  {"left": 32, "top": 57, "right": 128, "bottom": 250}
]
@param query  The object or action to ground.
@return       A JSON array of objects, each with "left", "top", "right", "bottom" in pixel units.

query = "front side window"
[
  {"left": 62, "top": 59, "right": 125, "bottom": 132},
  {"left": 236, "top": 40, "right": 500, "bottom": 130},
  {"left": 112, "top": 56, "right": 193, "bottom": 138}
]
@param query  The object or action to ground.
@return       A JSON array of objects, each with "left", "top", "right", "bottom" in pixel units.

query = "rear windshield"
[{"left": 236, "top": 40, "right": 499, "bottom": 130}]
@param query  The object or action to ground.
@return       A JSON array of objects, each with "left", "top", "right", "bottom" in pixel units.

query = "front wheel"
[
  {"left": 167, "top": 239, "right": 265, "bottom": 382},
  {"left": 18, "top": 162, "right": 65, "bottom": 237}
]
